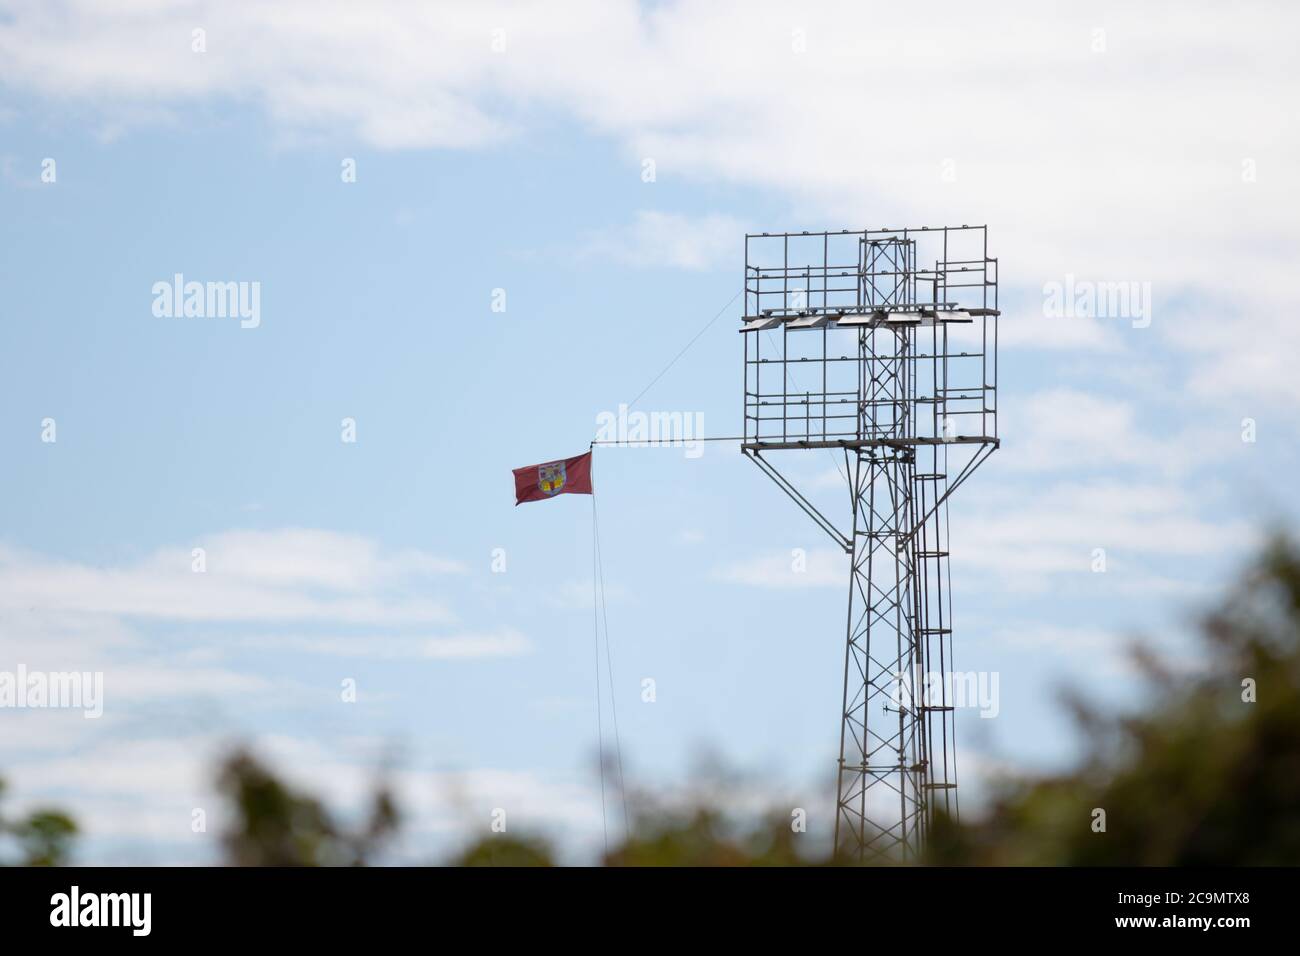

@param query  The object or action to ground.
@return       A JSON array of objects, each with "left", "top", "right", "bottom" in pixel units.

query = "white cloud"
[
  {"left": 952, "top": 478, "right": 1256, "bottom": 594},
  {"left": 7, "top": 730, "right": 603, "bottom": 864},
  {"left": 0, "top": 529, "right": 461, "bottom": 625},
  {"left": 974, "top": 623, "right": 1141, "bottom": 680},
  {"left": 716, "top": 547, "right": 844, "bottom": 589},
  {"left": 0, "top": 531, "right": 543, "bottom": 862},
  {"left": 721, "top": 466, "right": 1254, "bottom": 598},
  {"left": 546, "top": 577, "right": 631, "bottom": 611},
  {"left": 104, "top": 664, "right": 279, "bottom": 700},
  {"left": 192, "top": 528, "right": 466, "bottom": 590},
  {"left": 3, "top": 1, "right": 1297, "bottom": 397},
  {"left": 0, "top": 529, "right": 511, "bottom": 723},
  {"left": 996, "top": 387, "right": 1234, "bottom": 477},
  {"left": 239, "top": 628, "right": 532, "bottom": 660},
  {"left": 580, "top": 210, "right": 744, "bottom": 271},
  {"left": 1161, "top": 295, "right": 1300, "bottom": 405},
  {"left": 995, "top": 313, "right": 1126, "bottom": 353}
]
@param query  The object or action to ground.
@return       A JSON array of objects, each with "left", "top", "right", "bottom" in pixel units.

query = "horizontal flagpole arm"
[{"left": 591, "top": 436, "right": 746, "bottom": 446}]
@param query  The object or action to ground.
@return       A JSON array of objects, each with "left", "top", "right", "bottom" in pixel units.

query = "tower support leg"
[{"left": 833, "top": 446, "right": 928, "bottom": 862}]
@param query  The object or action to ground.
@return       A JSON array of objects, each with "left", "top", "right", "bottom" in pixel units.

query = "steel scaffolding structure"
[{"left": 740, "top": 226, "right": 999, "bottom": 862}]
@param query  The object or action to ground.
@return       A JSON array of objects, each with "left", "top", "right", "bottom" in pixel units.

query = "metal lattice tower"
[{"left": 740, "top": 226, "right": 998, "bottom": 862}]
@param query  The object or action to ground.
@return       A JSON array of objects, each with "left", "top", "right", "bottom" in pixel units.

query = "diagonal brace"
[{"left": 744, "top": 449, "right": 852, "bottom": 553}]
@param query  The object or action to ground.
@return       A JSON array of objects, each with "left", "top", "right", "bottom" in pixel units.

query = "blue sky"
[{"left": 1, "top": 1, "right": 1297, "bottom": 863}]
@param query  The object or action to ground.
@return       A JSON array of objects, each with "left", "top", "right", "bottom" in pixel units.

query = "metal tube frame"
[{"left": 740, "top": 225, "right": 998, "bottom": 862}]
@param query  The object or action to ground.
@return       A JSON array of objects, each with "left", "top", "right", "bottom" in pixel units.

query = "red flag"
[{"left": 513, "top": 451, "right": 594, "bottom": 505}]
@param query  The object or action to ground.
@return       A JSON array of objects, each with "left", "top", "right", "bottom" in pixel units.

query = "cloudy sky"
[{"left": 1, "top": 0, "right": 1296, "bottom": 863}]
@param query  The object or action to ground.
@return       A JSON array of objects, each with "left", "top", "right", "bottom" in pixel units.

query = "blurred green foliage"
[
  {"left": 448, "top": 835, "right": 554, "bottom": 867},
  {"left": 8, "top": 536, "right": 1300, "bottom": 865},
  {"left": 925, "top": 534, "right": 1300, "bottom": 865},
  {"left": 453, "top": 535, "right": 1300, "bottom": 866},
  {"left": 0, "top": 777, "right": 77, "bottom": 866},
  {"left": 216, "top": 750, "right": 399, "bottom": 866},
  {"left": 604, "top": 806, "right": 808, "bottom": 867}
]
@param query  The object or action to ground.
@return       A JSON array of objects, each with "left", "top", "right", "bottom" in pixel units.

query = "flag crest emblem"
[{"left": 538, "top": 460, "right": 567, "bottom": 496}]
